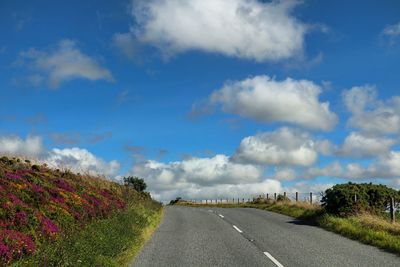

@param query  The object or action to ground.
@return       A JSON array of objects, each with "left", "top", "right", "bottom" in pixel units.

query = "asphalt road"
[{"left": 131, "top": 206, "right": 400, "bottom": 267}]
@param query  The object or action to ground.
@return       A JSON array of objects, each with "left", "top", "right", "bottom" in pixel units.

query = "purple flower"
[
  {"left": 5, "top": 172, "right": 22, "bottom": 180},
  {"left": 15, "top": 211, "right": 28, "bottom": 226},
  {"left": 54, "top": 179, "right": 75, "bottom": 192},
  {"left": 41, "top": 217, "right": 59, "bottom": 237}
]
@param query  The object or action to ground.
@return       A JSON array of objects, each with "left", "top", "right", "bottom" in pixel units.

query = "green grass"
[
  {"left": 178, "top": 201, "right": 400, "bottom": 255},
  {"left": 13, "top": 198, "right": 163, "bottom": 267}
]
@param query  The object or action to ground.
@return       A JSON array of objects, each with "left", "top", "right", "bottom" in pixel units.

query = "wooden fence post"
[
  {"left": 310, "top": 192, "right": 313, "bottom": 204},
  {"left": 274, "top": 193, "right": 277, "bottom": 201},
  {"left": 295, "top": 192, "right": 298, "bottom": 202},
  {"left": 390, "top": 197, "right": 395, "bottom": 223}
]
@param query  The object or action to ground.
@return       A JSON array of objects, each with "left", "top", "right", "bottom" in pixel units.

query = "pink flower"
[{"left": 41, "top": 217, "right": 59, "bottom": 237}]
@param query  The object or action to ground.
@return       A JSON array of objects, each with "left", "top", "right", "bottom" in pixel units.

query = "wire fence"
[{"left": 185, "top": 192, "right": 325, "bottom": 205}]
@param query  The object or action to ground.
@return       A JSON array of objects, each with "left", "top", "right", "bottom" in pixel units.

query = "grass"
[
  {"left": 0, "top": 156, "right": 163, "bottom": 266},
  {"left": 12, "top": 199, "right": 163, "bottom": 267},
  {"left": 178, "top": 200, "right": 400, "bottom": 255}
]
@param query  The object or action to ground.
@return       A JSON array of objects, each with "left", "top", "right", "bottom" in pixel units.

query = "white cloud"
[
  {"left": 337, "top": 132, "right": 396, "bottom": 158},
  {"left": 0, "top": 134, "right": 120, "bottom": 179},
  {"left": 150, "top": 179, "right": 282, "bottom": 202},
  {"left": 44, "top": 147, "right": 120, "bottom": 178},
  {"left": 133, "top": 154, "right": 263, "bottom": 189},
  {"left": 273, "top": 167, "right": 297, "bottom": 181},
  {"left": 128, "top": 154, "right": 283, "bottom": 201},
  {"left": 233, "top": 127, "right": 327, "bottom": 166},
  {"left": 130, "top": 0, "right": 308, "bottom": 62},
  {"left": 0, "top": 135, "right": 45, "bottom": 157},
  {"left": 207, "top": 75, "right": 337, "bottom": 130},
  {"left": 304, "top": 161, "right": 344, "bottom": 179},
  {"left": 112, "top": 32, "right": 138, "bottom": 60},
  {"left": 304, "top": 150, "right": 400, "bottom": 180},
  {"left": 343, "top": 86, "right": 400, "bottom": 134},
  {"left": 382, "top": 22, "right": 400, "bottom": 37},
  {"left": 18, "top": 39, "right": 113, "bottom": 88}
]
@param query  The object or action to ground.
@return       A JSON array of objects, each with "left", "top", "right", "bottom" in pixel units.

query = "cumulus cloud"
[
  {"left": 129, "top": 0, "right": 309, "bottom": 62},
  {"left": 206, "top": 75, "right": 337, "bottom": 130},
  {"left": 305, "top": 150, "right": 400, "bottom": 180},
  {"left": 150, "top": 179, "right": 282, "bottom": 202},
  {"left": 128, "top": 153, "right": 284, "bottom": 201},
  {"left": 337, "top": 132, "right": 396, "bottom": 158},
  {"left": 233, "top": 127, "right": 329, "bottom": 166},
  {"left": 0, "top": 134, "right": 120, "bottom": 179},
  {"left": 0, "top": 135, "right": 45, "bottom": 157},
  {"left": 45, "top": 147, "right": 120, "bottom": 178},
  {"left": 343, "top": 86, "right": 400, "bottom": 134},
  {"left": 18, "top": 39, "right": 113, "bottom": 88},
  {"left": 132, "top": 154, "right": 263, "bottom": 189},
  {"left": 273, "top": 167, "right": 297, "bottom": 181}
]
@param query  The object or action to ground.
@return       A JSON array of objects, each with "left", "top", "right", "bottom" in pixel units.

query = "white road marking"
[
  {"left": 218, "top": 214, "right": 224, "bottom": 218},
  {"left": 232, "top": 225, "right": 243, "bottom": 233},
  {"left": 208, "top": 210, "right": 213, "bottom": 212},
  {"left": 263, "top": 252, "right": 285, "bottom": 267}
]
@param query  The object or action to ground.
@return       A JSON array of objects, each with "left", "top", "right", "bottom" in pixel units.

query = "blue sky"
[{"left": 1, "top": 0, "right": 400, "bottom": 201}]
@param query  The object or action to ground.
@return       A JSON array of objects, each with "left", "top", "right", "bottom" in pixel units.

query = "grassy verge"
[
  {"left": 13, "top": 200, "right": 163, "bottom": 267},
  {"left": 178, "top": 201, "right": 400, "bottom": 255}
]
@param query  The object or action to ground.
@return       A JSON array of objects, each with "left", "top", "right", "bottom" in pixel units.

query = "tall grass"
[{"left": 12, "top": 195, "right": 163, "bottom": 266}]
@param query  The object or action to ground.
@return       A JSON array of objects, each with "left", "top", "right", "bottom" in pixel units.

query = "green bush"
[
  {"left": 322, "top": 182, "right": 400, "bottom": 216},
  {"left": 276, "top": 194, "right": 290, "bottom": 202},
  {"left": 123, "top": 176, "right": 147, "bottom": 192},
  {"left": 169, "top": 197, "right": 182, "bottom": 205}
]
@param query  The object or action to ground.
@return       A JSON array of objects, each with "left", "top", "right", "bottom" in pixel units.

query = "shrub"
[
  {"left": 276, "top": 194, "right": 290, "bottom": 202},
  {"left": 123, "top": 176, "right": 147, "bottom": 192},
  {"left": 322, "top": 182, "right": 400, "bottom": 216},
  {"left": 169, "top": 197, "right": 182, "bottom": 205}
]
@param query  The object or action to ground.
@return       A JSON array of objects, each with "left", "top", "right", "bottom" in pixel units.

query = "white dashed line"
[
  {"left": 218, "top": 214, "right": 224, "bottom": 218},
  {"left": 232, "top": 225, "right": 243, "bottom": 233},
  {"left": 208, "top": 210, "right": 213, "bottom": 212},
  {"left": 263, "top": 252, "right": 285, "bottom": 267}
]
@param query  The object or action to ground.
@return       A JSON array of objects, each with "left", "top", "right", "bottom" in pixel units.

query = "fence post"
[
  {"left": 206, "top": 199, "right": 208, "bottom": 204},
  {"left": 295, "top": 192, "right": 298, "bottom": 202},
  {"left": 274, "top": 193, "right": 277, "bottom": 201},
  {"left": 390, "top": 197, "right": 395, "bottom": 223},
  {"left": 266, "top": 193, "right": 269, "bottom": 200},
  {"left": 310, "top": 192, "right": 313, "bottom": 204},
  {"left": 283, "top": 192, "right": 286, "bottom": 198},
  {"left": 237, "top": 198, "right": 239, "bottom": 204}
]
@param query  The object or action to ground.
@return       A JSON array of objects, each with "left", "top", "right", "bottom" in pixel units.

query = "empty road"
[{"left": 131, "top": 206, "right": 400, "bottom": 267}]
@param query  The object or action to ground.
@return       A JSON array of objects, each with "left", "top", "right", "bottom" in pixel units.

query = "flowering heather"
[{"left": 0, "top": 156, "right": 130, "bottom": 265}]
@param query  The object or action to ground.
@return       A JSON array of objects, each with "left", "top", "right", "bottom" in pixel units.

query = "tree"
[{"left": 123, "top": 176, "right": 147, "bottom": 192}]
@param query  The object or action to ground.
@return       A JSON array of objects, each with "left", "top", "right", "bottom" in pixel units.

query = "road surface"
[{"left": 131, "top": 206, "right": 400, "bottom": 267}]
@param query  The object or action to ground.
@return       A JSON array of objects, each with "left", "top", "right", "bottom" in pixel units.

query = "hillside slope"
[{"left": 0, "top": 156, "right": 162, "bottom": 266}]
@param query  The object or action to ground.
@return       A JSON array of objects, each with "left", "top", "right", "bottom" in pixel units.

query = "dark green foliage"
[
  {"left": 123, "top": 176, "right": 147, "bottom": 192},
  {"left": 169, "top": 197, "right": 182, "bottom": 205},
  {"left": 322, "top": 182, "right": 400, "bottom": 216},
  {"left": 276, "top": 194, "right": 289, "bottom": 202}
]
